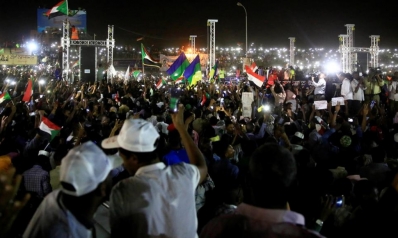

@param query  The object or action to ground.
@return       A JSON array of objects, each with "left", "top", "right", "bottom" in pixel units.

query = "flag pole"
[
  {"left": 141, "top": 44, "right": 145, "bottom": 83},
  {"left": 43, "top": 142, "right": 50, "bottom": 151}
]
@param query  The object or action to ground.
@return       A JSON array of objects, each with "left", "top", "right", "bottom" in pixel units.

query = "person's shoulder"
[
  {"left": 199, "top": 213, "right": 243, "bottom": 237},
  {"left": 24, "top": 191, "right": 69, "bottom": 237},
  {"left": 111, "top": 176, "right": 143, "bottom": 196},
  {"left": 229, "top": 162, "right": 239, "bottom": 173},
  {"left": 168, "top": 162, "right": 201, "bottom": 186},
  {"left": 200, "top": 214, "right": 324, "bottom": 238},
  {"left": 110, "top": 176, "right": 153, "bottom": 207},
  {"left": 170, "top": 162, "right": 199, "bottom": 175}
]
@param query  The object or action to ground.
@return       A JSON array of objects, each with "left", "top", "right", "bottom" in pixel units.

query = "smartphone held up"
[{"left": 169, "top": 87, "right": 182, "bottom": 113}]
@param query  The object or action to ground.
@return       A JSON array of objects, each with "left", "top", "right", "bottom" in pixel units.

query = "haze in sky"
[{"left": 1, "top": 0, "right": 396, "bottom": 49}]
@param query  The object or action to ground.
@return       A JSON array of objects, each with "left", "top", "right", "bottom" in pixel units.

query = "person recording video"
[
  {"left": 364, "top": 67, "right": 384, "bottom": 104},
  {"left": 311, "top": 72, "right": 326, "bottom": 101}
]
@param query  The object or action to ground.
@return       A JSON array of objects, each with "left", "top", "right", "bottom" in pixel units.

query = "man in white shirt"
[
  {"left": 351, "top": 71, "right": 366, "bottom": 117},
  {"left": 311, "top": 72, "right": 326, "bottom": 101},
  {"left": 338, "top": 72, "right": 353, "bottom": 116},
  {"left": 102, "top": 104, "right": 207, "bottom": 238},
  {"left": 387, "top": 76, "right": 398, "bottom": 114},
  {"left": 23, "top": 142, "right": 117, "bottom": 238}
]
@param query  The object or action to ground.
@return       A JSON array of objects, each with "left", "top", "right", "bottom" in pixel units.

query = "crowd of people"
[{"left": 1, "top": 66, "right": 398, "bottom": 238}]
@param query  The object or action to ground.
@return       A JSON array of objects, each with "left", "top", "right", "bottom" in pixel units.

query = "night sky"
[{"left": 1, "top": 0, "right": 397, "bottom": 49}]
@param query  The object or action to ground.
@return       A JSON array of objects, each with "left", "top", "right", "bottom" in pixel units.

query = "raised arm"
[{"left": 171, "top": 104, "right": 207, "bottom": 184}]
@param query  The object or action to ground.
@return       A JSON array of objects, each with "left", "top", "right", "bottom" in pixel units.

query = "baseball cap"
[
  {"left": 340, "top": 135, "right": 352, "bottom": 147},
  {"left": 101, "top": 118, "right": 160, "bottom": 152},
  {"left": 38, "top": 150, "right": 50, "bottom": 157},
  {"left": 294, "top": 131, "right": 304, "bottom": 140},
  {"left": 60, "top": 141, "right": 122, "bottom": 197}
]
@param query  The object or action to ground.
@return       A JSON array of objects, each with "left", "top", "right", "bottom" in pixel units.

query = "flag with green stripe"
[{"left": 39, "top": 116, "right": 61, "bottom": 141}]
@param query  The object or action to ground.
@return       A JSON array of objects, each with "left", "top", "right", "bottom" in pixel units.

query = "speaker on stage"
[{"left": 80, "top": 47, "right": 96, "bottom": 83}]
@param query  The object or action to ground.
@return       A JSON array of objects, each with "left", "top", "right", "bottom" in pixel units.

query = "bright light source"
[
  {"left": 262, "top": 105, "right": 270, "bottom": 111},
  {"left": 27, "top": 42, "right": 38, "bottom": 52},
  {"left": 325, "top": 61, "right": 340, "bottom": 74},
  {"left": 39, "top": 79, "right": 45, "bottom": 85},
  {"left": 10, "top": 81, "right": 16, "bottom": 85}
]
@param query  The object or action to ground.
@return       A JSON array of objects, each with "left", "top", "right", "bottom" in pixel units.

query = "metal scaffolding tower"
[
  {"left": 207, "top": 19, "right": 218, "bottom": 69},
  {"left": 107, "top": 25, "right": 115, "bottom": 68},
  {"left": 339, "top": 35, "right": 349, "bottom": 73},
  {"left": 61, "top": 21, "right": 70, "bottom": 81},
  {"left": 61, "top": 21, "right": 115, "bottom": 83},
  {"left": 189, "top": 35, "right": 197, "bottom": 54},
  {"left": 345, "top": 24, "right": 355, "bottom": 73},
  {"left": 338, "top": 24, "right": 380, "bottom": 73},
  {"left": 370, "top": 35, "right": 380, "bottom": 68},
  {"left": 288, "top": 37, "right": 295, "bottom": 66}
]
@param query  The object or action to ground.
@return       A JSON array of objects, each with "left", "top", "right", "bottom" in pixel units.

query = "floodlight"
[
  {"left": 27, "top": 42, "right": 38, "bottom": 52},
  {"left": 325, "top": 61, "right": 340, "bottom": 74},
  {"left": 262, "top": 105, "right": 271, "bottom": 111}
]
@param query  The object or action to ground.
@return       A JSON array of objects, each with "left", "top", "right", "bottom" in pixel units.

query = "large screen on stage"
[{"left": 37, "top": 9, "right": 87, "bottom": 33}]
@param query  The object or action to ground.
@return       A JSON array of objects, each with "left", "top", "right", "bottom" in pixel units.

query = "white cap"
[
  {"left": 294, "top": 131, "right": 304, "bottom": 139},
  {"left": 60, "top": 141, "right": 122, "bottom": 197},
  {"left": 38, "top": 150, "right": 50, "bottom": 157},
  {"left": 101, "top": 119, "right": 160, "bottom": 152},
  {"left": 156, "top": 102, "right": 164, "bottom": 108}
]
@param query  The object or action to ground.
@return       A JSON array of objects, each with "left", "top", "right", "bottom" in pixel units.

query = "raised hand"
[
  {"left": 319, "top": 195, "right": 336, "bottom": 222},
  {"left": 170, "top": 104, "right": 185, "bottom": 131},
  {"left": 363, "top": 103, "right": 369, "bottom": 116},
  {"left": 112, "top": 119, "right": 123, "bottom": 131},
  {"left": 335, "top": 101, "right": 341, "bottom": 112}
]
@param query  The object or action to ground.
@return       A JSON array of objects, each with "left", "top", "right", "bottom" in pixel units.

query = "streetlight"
[{"left": 237, "top": 2, "right": 247, "bottom": 57}]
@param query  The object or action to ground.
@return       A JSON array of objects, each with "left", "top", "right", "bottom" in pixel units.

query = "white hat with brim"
[
  {"left": 60, "top": 141, "right": 122, "bottom": 197},
  {"left": 101, "top": 118, "right": 160, "bottom": 152}
]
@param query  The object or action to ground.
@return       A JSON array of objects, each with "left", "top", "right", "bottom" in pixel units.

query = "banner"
[
  {"left": 37, "top": 8, "right": 87, "bottom": 33},
  {"left": 113, "top": 59, "right": 140, "bottom": 70},
  {"left": 0, "top": 55, "right": 37, "bottom": 65},
  {"left": 160, "top": 53, "right": 208, "bottom": 72},
  {"left": 1, "top": 48, "right": 29, "bottom": 55},
  {"left": 160, "top": 54, "right": 178, "bottom": 72},
  {"left": 331, "top": 97, "right": 345, "bottom": 106},
  {"left": 314, "top": 100, "right": 328, "bottom": 110},
  {"left": 242, "top": 92, "right": 253, "bottom": 118},
  {"left": 291, "top": 81, "right": 315, "bottom": 86}
]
